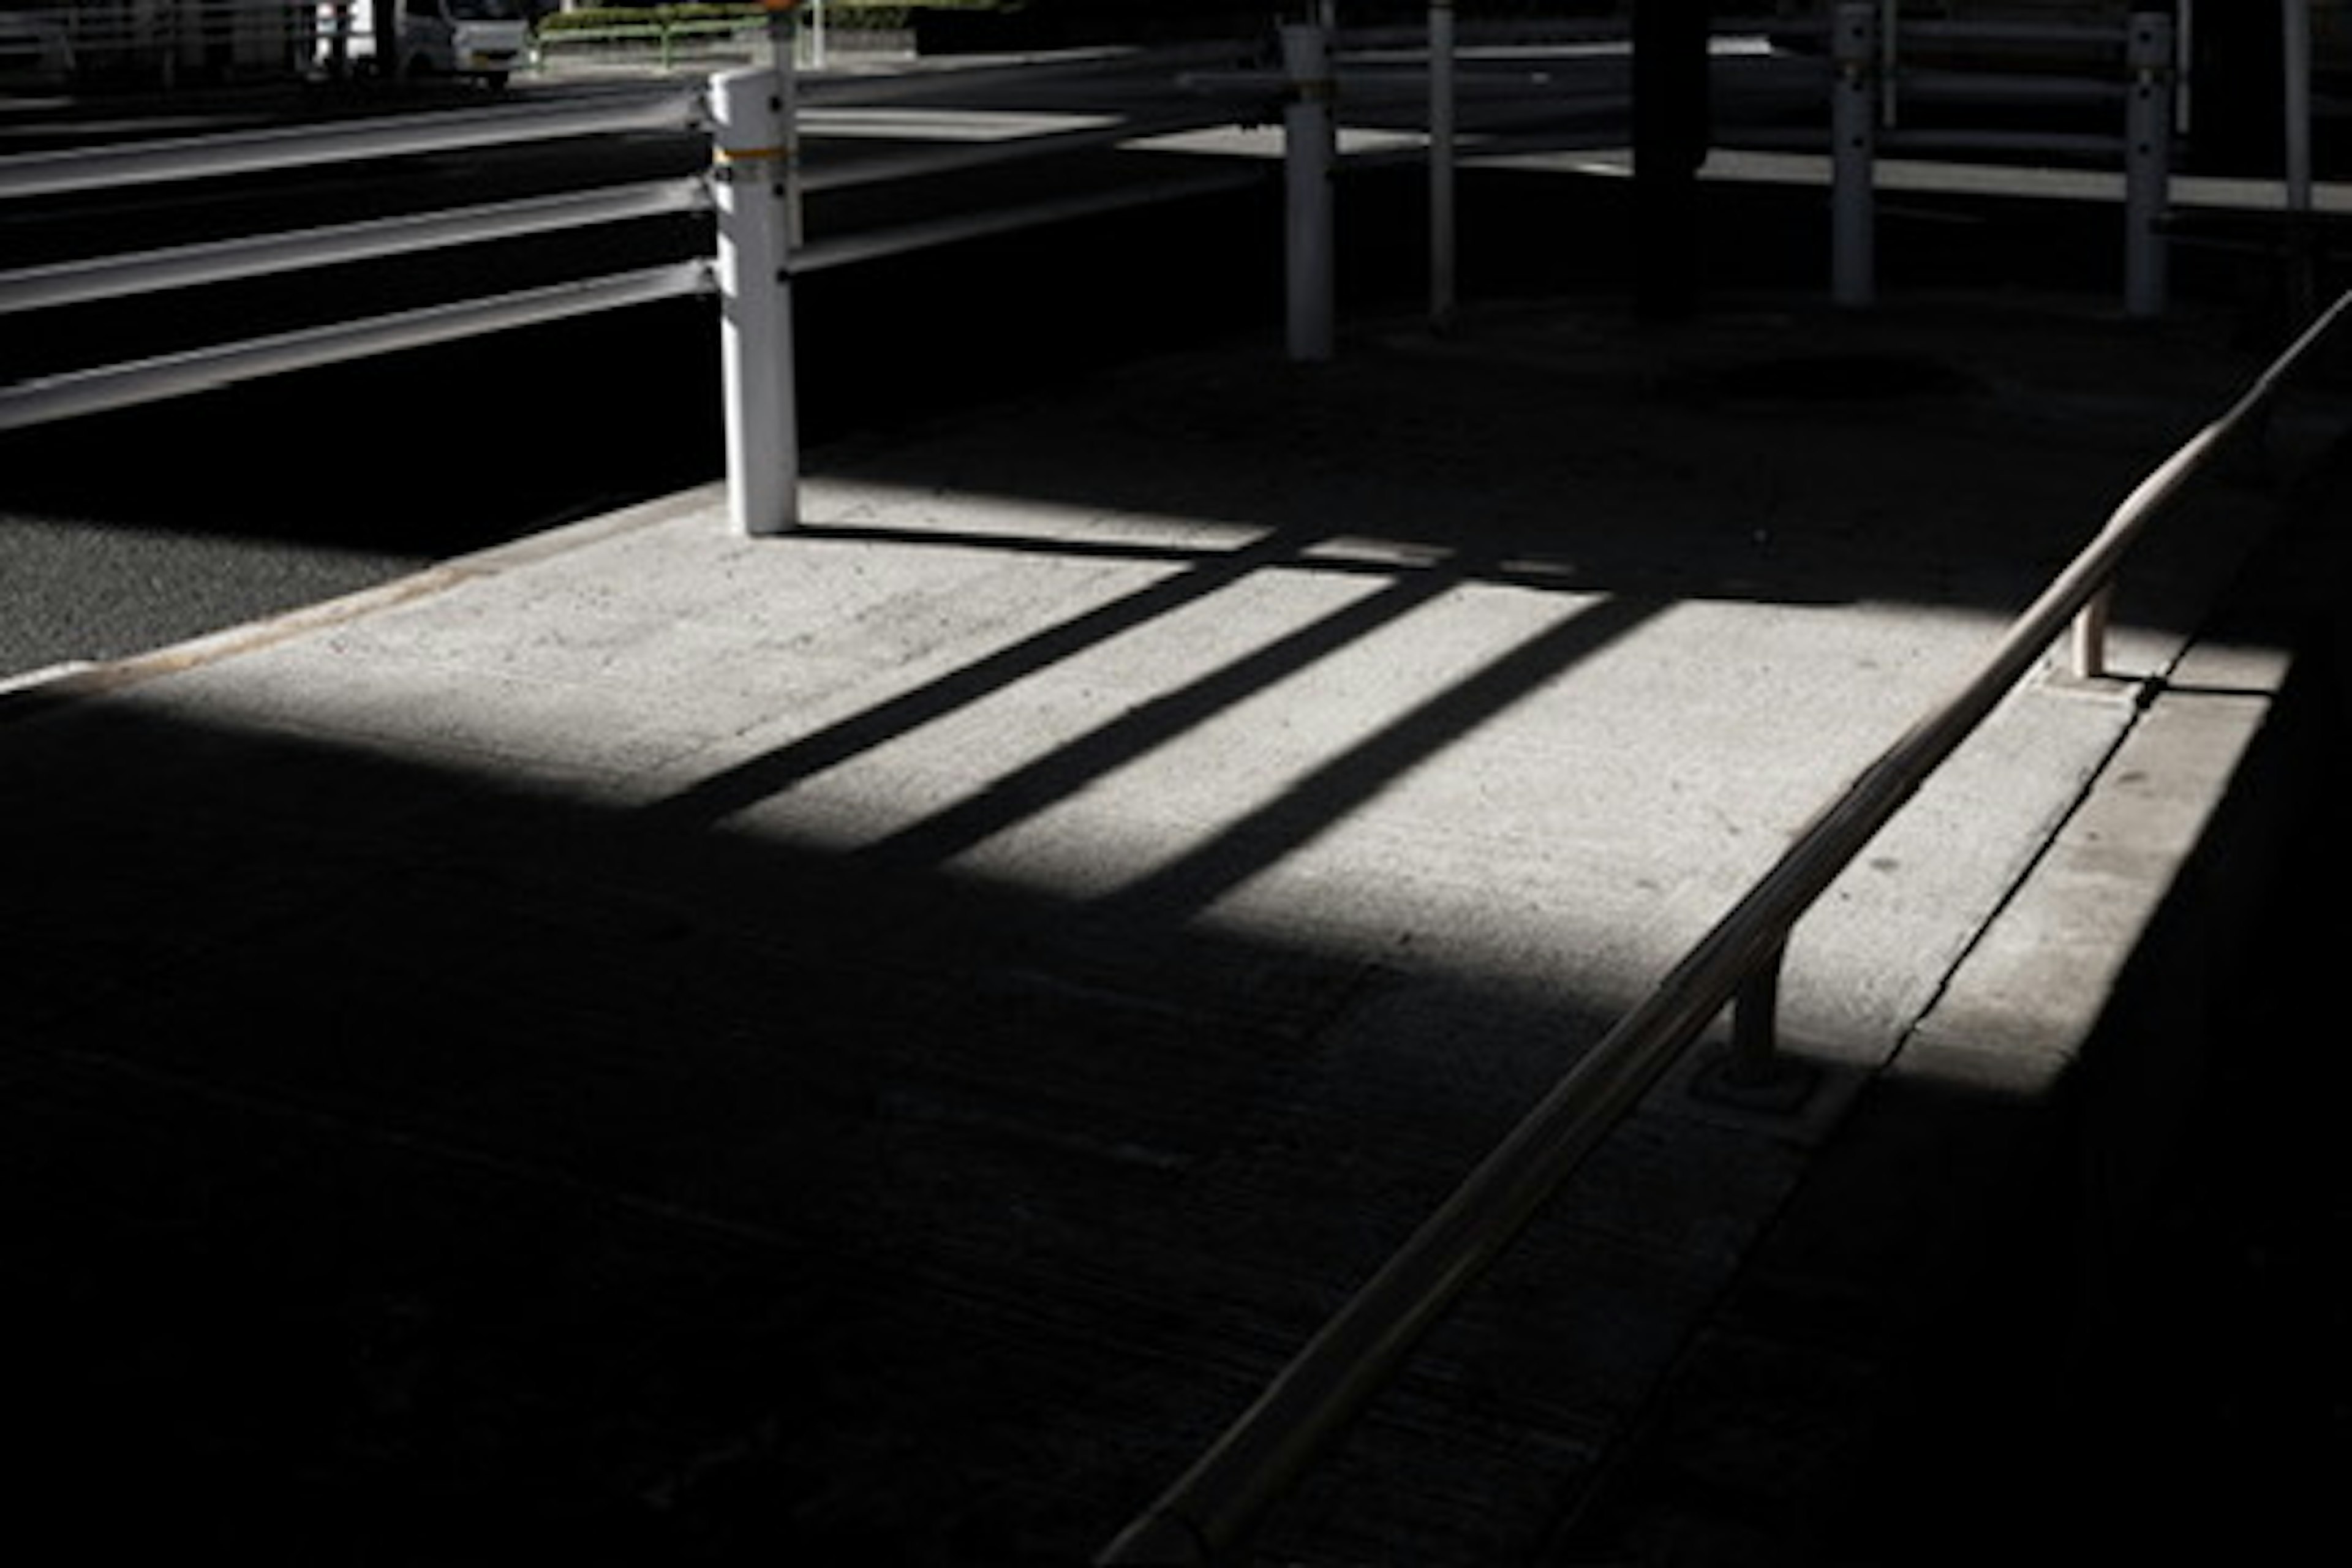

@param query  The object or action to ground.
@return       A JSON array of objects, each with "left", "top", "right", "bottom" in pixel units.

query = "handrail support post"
[
  {"left": 2069, "top": 584, "right": 2113, "bottom": 682},
  {"left": 1690, "top": 941, "right": 1820, "bottom": 1115}
]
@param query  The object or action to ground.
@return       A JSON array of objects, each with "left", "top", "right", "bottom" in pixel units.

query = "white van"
[{"left": 317, "top": 0, "right": 530, "bottom": 88}]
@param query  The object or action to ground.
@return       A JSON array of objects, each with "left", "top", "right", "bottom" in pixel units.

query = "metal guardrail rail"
[
  {"left": 0, "top": 86, "right": 703, "bottom": 200},
  {"left": 0, "top": 55, "right": 1254, "bottom": 450},
  {"left": 0, "top": 50, "right": 1291, "bottom": 529},
  {"left": 0, "top": 83, "right": 713, "bottom": 432},
  {"left": 1098, "top": 281, "right": 2352, "bottom": 1562}
]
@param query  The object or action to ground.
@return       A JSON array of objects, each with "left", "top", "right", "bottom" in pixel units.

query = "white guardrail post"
[
  {"left": 2285, "top": 0, "right": 2319, "bottom": 324},
  {"left": 1831, "top": 1, "right": 1877, "bottom": 309},
  {"left": 710, "top": 62, "right": 800, "bottom": 536},
  {"left": 1283, "top": 17, "right": 1337, "bottom": 363},
  {"left": 1430, "top": 0, "right": 1457, "bottom": 331},
  {"left": 2124, "top": 10, "right": 2174, "bottom": 320}
]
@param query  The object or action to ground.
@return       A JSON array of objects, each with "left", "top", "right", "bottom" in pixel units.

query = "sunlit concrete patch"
[
  {"left": 1901, "top": 671, "right": 2282, "bottom": 1089},
  {"left": 104, "top": 445, "right": 2190, "bottom": 1076}
]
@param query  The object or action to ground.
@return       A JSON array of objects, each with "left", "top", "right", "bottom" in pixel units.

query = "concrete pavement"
[{"left": 4, "top": 286, "right": 2346, "bottom": 1564}]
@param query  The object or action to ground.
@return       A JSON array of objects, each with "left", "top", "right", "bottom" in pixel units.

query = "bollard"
[
  {"left": 1430, "top": 0, "right": 1456, "bottom": 331},
  {"left": 1831, "top": 2, "right": 1876, "bottom": 309},
  {"left": 2124, "top": 13, "right": 2173, "bottom": 319},
  {"left": 1283, "top": 20, "right": 1336, "bottom": 363},
  {"left": 710, "top": 65, "right": 800, "bottom": 536}
]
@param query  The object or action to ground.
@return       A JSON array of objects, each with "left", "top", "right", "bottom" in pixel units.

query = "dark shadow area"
[
  {"left": 1964, "top": 454, "right": 2352, "bottom": 1564},
  {"left": 1, "top": 692, "right": 1643, "bottom": 1564},
  {"left": 1551, "top": 454, "right": 2352, "bottom": 1566}
]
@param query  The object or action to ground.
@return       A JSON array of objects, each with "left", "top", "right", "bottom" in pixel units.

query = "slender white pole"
[
  {"left": 2124, "top": 12, "right": 2173, "bottom": 318},
  {"left": 1879, "top": 0, "right": 1898, "bottom": 129},
  {"left": 2176, "top": 0, "right": 2195, "bottom": 135},
  {"left": 2286, "top": 0, "right": 2314, "bottom": 216},
  {"left": 764, "top": 0, "right": 804, "bottom": 245},
  {"left": 712, "top": 65, "right": 799, "bottom": 535},
  {"left": 1832, "top": 2, "right": 1876, "bottom": 309},
  {"left": 2282, "top": 0, "right": 2319, "bottom": 324},
  {"left": 1283, "top": 19, "right": 1336, "bottom": 362},
  {"left": 1430, "top": 0, "right": 1455, "bottom": 330}
]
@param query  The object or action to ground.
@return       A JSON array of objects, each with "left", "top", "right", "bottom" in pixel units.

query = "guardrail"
[
  {"left": 0, "top": 71, "right": 813, "bottom": 523},
  {"left": 1823, "top": 2, "right": 2179, "bottom": 314},
  {"left": 1096, "top": 268, "right": 2352, "bottom": 1567},
  {"left": 1195, "top": 5, "right": 2195, "bottom": 349},
  {"left": 0, "top": 83, "right": 715, "bottom": 427},
  {"left": 0, "top": 55, "right": 1261, "bottom": 533}
]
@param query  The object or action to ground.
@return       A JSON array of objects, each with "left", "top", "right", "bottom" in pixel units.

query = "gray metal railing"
[
  {"left": 0, "top": 55, "right": 1257, "bottom": 532},
  {"left": 1822, "top": 2, "right": 2179, "bottom": 314},
  {"left": 0, "top": 88, "right": 703, "bottom": 200},
  {"left": 0, "top": 84, "right": 715, "bottom": 433},
  {"left": 1096, "top": 281, "right": 2352, "bottom": 1567}
]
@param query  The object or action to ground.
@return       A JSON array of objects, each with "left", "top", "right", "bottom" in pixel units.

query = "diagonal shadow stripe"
[
  {"left": 1091, "top": 592, "right": 1664, "bottom": 927},
  {"left": 638, "top": 526, "right": 1324, "bottom": 831},
  {"left": 853, "top": 549, "right": 1494, "bottom": 873}
]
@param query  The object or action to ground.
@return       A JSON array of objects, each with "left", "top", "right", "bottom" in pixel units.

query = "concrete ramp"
[{"left": 4, "top": 293, "right": 2341, "bottom": 1564}]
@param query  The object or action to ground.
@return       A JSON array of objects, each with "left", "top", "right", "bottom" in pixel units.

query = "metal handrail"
[
  {"left": 0, "top": 86, "right": 704, "bottom": 200},
  {"left": 1096, "top": 287, "right": 2352, "bottom": 1566},
  {"left": 0, "top": 262, "right": 709, "bottom": 432},
  {"left": 0, "top": 179, "right": 708, "bottom": 315}
]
